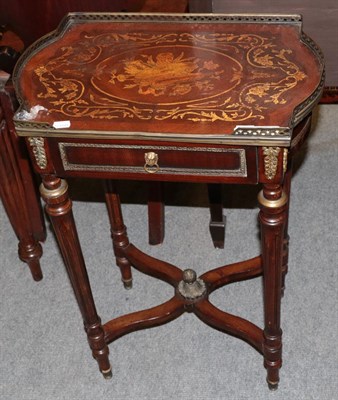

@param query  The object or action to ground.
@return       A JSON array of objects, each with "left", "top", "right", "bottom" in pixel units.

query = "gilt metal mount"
[
  {"left": 28, "top": 137, "right": 47, "bottom": 169},
  {"left": 177, "top": 269, "right": 207, "bottom": 300}
]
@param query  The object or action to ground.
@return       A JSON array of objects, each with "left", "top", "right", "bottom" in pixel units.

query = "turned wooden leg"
[
  {"left": 258, "top": 184, "right": 288, "bottom": 390},
  {"left": 0, "top": 172, "right": 43, "bottom": 280},
  {"left": 40, "top": 176, "right": 111, "bottom": 378},
  {"left": 207, "top": 184, "right": 225, "bottom": 249},
  {"left": 0, "top": 107, "right": 45, "bottom": 281},
  {"left": 18, "top": 239, "right": 43, "bottom": 281},
  {"left": 104, "top": 180, "right": 133, "bottom": 289},
  {"left": 281, "top": 160, "right": 293, "bottom": 296},
  {"left": 148, "top": 181, "right": 165, "bottom": 245}
]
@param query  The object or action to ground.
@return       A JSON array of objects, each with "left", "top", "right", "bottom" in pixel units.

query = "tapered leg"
[
  {"left": 104, "top": 180, "right": 133, "bottom": 289},
  {"left": 148, "top": 183, "right": 226, "bottom": 247},
  {"left": 258, "top": 184, "right": 288, "bottom": 390},
  {"left": 281, "top": 160, "right": 293, "bottom": 296},
  {"left": 207, "top": 184, "right": 225, "bottom": 248},
  {"left": 148, "top": 182, "right": 165, "bottom": 245},
  {"left": 40, "top": 176, "right": 111, "bottom": 378}
]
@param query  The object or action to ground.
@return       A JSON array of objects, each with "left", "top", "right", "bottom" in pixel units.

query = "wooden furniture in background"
[
  {"left": 142, "top": 0, "right": 188, "bottom": 12},
  {"left": 14, "top": 13, "right": 323, "bottom": 389},
  {"left": 189, "top": 0, "right": 338, "bottom": 102},
  {"left": 0, "top": 28, "right": 46, "bottom": 280},
  {"left": 0, "top": 73, "right": 46, "bottom": 280},
  {"left": 0, "top": 0, "right": 146, "bottom": 47}
]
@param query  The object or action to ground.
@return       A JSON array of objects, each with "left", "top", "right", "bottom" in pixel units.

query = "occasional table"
[{"left": 13, "top": 13, "right": 324, "bottom": 389}]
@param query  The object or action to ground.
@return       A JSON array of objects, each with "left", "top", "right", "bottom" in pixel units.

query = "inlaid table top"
[{"left": 13, "top": 13, "right": 324, "bottom": 146}]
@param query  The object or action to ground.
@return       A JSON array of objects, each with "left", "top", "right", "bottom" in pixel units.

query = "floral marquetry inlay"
[
  {"left": 108, "top": 52, "right": 225, "bottom": 98},
  {"left": 30, "top": 29, "right": 308, "bottom": 126}
]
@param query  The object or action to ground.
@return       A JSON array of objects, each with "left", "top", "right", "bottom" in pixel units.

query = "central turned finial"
[
  {"left": 183, "top": 269, "right": 197, "bottom": 284},
  {"left": 177, "top": 269, "right": 207, "bottom": 300}
]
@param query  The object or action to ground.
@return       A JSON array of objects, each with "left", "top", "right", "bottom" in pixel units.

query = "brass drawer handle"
[{"left": 144, "top": 152, "right": 159, "bottom": 173}]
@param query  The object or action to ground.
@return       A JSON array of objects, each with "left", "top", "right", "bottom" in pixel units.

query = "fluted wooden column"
[
  {"left": 0, "top": 82, "right": 45, "bottom": 281},
  {"left": 258, "top": 184, "right": 288, "bottom": 390},
  {"left": 40, "top": 176, "right": 111, "bottom": 378}
]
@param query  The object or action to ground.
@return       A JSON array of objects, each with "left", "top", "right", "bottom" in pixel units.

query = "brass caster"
[
  {"left": 101, "top": 367, "right": 112, "bottom": 379},
  {"left": 122, "top": 278, "right": 133, "bottom": 290},
  {"left": 267, "top": 380, "right": 279, "bottom": 391}
]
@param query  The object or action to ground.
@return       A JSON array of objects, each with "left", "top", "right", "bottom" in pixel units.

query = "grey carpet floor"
[{"left": 1, "top": 105, "right": 337, "bottom": 400}]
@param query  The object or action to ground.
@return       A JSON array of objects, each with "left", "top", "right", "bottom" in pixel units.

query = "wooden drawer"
[{"left": 52, "top": 140, "right": 258, "bottom": 183}]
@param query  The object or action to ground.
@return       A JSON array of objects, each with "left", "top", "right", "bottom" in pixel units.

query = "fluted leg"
[
  {"left": 258, "top": 184, "right": 288, "bottom": 390},
  {"left": 0, "top": 96, "right": 45, "bottom": 281},
  {"left": 281, "top": 160, "right": 293, "bottom": 296},
  {"left": 104, "top": 180, "right": 133, "bottom": 289},
  {"left": 40, "top": 176, "right": 111, "bottom": 378}
]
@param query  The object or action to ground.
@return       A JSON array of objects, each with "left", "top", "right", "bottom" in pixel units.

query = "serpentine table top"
[{"left": 13, "top": 13, "right": 323, "bottom": 147}]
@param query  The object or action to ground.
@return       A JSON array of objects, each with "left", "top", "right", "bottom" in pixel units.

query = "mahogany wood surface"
[
  {"left": 0, "top": 28, "right": 46, "bottom": 280},
  {"left": 200, "top": 255, "right": 262, "bottom": 292},
  {"left": 40, "top": 175, "right": 112, "bottom": 377},
  {"left": 16, "top": 19, "right": 321, "bottom": 135},
  {"left": 13, "top": 13, "right": 323, "bottom": 389},
  {"left": 104, "top": 179, "right": 133, "bottom": 289},
  {"left": 147, "top": 181, "right": 165, "bottom": 245},
  {"left": 0, "top": 75, "right": 46, "bottom": 280},
  {"left": 104, "top": 296, "right": 186, "bottom": 343},
  {"left": 194, "top": 300, "right": 264, "bottom": 354},
  {"left": 141, "top": 0, "right": 188, "bottom": 13},
  {"left": 258, "top": 183, "right": 287, "bottom": 389}
]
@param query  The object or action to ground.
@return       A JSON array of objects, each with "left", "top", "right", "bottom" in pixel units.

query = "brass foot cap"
[
  {"left": 267, "top": 381, "right": 279, "bottom": 391},
  {"left": 122, "top": 278, "right": 133, "bottom": 290},
  {"left": 102, "top": 368, "right": 112, "bottom": 379}
]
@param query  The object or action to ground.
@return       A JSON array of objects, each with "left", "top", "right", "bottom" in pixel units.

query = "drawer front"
[{"left": 56, "top": 142, "right": 257, "bottom": 183}]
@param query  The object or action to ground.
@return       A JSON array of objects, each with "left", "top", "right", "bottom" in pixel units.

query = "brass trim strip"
[
  {"left": 15, "top": 126, "right": 292, "bottom": 147},
  {"left": 39, "top": 179, "right": 68, "bottom": 199},
  {"left": 58, "top": 142, "right": 248, "bottom": 177},
  {"left": 66, "top": 12, "right": 303, "bottom": 25},
  {"left": 293, "top": 32, "right": 325, "bottom": 126},
  {"left": 258, "top": 190, "right": 288, "bottom": 208}
]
